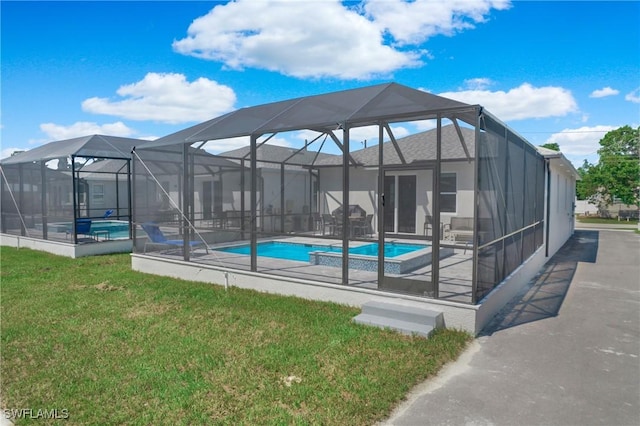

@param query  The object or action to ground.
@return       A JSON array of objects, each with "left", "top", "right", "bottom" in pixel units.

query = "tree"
[
  {"left": 576, "top": 126, "right": 639, "bottom": 206},
  {"left": 540, "top": 142, "right": 560, "bottom": 151},
  {"left": 576, "top": 159, "right": 598, "bottom": 201}
]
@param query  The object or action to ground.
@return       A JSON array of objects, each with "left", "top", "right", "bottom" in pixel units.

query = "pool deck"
[{"left": 146, "top": 236, "right": 474, "bottom": 304}]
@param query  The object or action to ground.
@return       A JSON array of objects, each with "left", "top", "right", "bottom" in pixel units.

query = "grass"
[
  {"left": 0, "top": 247, "right": 471, "bottom": 425},
  {"left": 576, "top": 216, "right": 639, "bottom": 227}
]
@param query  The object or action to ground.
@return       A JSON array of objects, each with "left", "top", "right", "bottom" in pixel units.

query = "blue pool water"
[
  {"left": 216, "top": 241, "right": 426, "bottom": 262},
  {"left": 58, "top": 220, "right": 130, "bottom": 239}
]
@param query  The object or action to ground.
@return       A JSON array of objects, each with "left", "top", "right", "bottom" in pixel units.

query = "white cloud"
[
  {"left": 625, "top": 87, "right": 640, "bottom": 103},
  {"left": 39, "top": 121, "right": 137, "bottom": 140},
  {"left": 173, "top": 0, "right": 508, "bottom": 80},
  {"left": 200, "top": 135, "right": 294, "bottom": 155},
  {"left": 364, "top": 0, "right": 510, "bottom": 45},
  {"left": 463, "top": 78, "right": 494, "bottom": 90},
  {"left": 200, "top": 136, "right": 251, "bottom": 154},
  {"left": 544, "top": 125, "right": 616, "bottom": 157},
  {"left": 439, "top": 83, "right": 578, "bottom": 121},
  {"left": 82, "top": 73, "right": 236, "bottom": 124},
  {"left": 589, "top": 87, "right": 619, "bottom": 98},
  {"left": 296, "top": 125, "right": 410, "bottom": 151}
]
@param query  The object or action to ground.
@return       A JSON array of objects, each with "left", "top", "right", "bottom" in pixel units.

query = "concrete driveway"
[{"left": 383, "top": 228, "right": 640, "bottom": 426}]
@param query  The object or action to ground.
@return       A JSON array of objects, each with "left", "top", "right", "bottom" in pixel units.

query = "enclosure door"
[
  {"left": 383, "top": 174, "right": 416, "bottom": 234},
  {"left": 380, "top": 168, "right": 434, "bottom": 296}
]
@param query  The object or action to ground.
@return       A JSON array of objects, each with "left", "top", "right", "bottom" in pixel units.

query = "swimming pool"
[
  {"left": 216, "top": 241, "right": 427, "bottom": 262},
  {"left": 89, "top": 220, "right": 130, "bottom": 238},
  {"left": 46, "top": 220, "right": 131, "bottom": 240},
  {"left": 214, "top": 240, "right": 438, "bottom": 274},
  {"left": 217, "top": 241, "right": 341, "bottom": 262}
]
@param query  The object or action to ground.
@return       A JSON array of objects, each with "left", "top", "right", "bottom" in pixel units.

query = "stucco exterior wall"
[
  {"left": 318, "top": 161, "right": 475, "bottom": 235},
  {"left": 547, "top": 160, "right": 577, "bottom": 258}
]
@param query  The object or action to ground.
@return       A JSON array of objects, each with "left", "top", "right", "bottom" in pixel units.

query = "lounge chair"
[
  {"left": 140, "top": 222, "right": 206, "bottom": 254},
  {"left": 103, "top": 209, "right": 114, "bottom": 219}
]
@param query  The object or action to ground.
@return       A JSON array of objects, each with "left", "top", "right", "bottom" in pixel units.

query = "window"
[
  {"left": 440, "top": 173, "right": 457, "bottom": 213},
  {"left": 92, "top": 184, "right": 104, "bottom": 205},
  {"left": 160, "top": 181, "right": 170, "bottom": 209}
]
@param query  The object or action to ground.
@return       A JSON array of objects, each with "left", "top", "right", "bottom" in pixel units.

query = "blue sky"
[{"left": 2, "top": 0, "right": 639, "bottom": 167}]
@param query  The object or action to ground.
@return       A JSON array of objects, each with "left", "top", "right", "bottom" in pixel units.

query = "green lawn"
[
  {"left": 577, "top": 216, "right": 639, "bottom": 226},
  {"left": 0, "top": 247, "right": 471, "bottom": 425}
]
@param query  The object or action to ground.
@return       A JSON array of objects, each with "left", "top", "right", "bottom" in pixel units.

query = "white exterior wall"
[
  {"left": 261, "top": 168, "right": 312, "bottom": 214},
  {"left": 87, "top": 179, "right": 129, "bottom": 217},
  {"left": 439, "top": 162, "right": 475, "bottom": 227},
  {"left": 1, "top": 234, "right": 132, "bottom": 258},
  {"left": 318, "top": 161, "right": 475, "bottom": 235},
  {"left": 546, "top": 158, "right": 577, "bottom": 258}
]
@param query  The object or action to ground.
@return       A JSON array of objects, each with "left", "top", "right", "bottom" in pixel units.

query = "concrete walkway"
[{"left": 383, "top": 229, "right": 640, "bottom": 426}]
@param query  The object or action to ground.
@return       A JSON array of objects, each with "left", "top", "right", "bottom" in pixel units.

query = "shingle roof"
[
  {"left": 314, "top": 124, "right": 475, "bottom": 166},
  {"left": 219, "top": 144, "right": 339, "bottom": 168}
]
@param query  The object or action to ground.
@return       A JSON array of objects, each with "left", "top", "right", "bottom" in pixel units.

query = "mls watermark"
[{"left": 2, "top": 408, "right": 69, "bottom": 420}]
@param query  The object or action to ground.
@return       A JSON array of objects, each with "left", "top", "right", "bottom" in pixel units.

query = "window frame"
[{"left": 439, "top": 172, "right": 457, "bottom": 213}]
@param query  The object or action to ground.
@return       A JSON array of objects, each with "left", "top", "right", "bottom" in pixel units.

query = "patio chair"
[
  {"left": 353, "top": 214, "right": 373, "bottom": 237},
  {"left": 423, "top": 215, "right": 443, "bottom": 239},
  {"left": 321, "top": 214, "right": 336, "bottom": 235},
  {"left": 103, "top": 209, "right": 114, "bottom": 219},
  {"left": 76, "top": 218, "right": 93, "bottom": 239},
  {"left": 140, "top": 222, "right": 206, "bottom": 254}
]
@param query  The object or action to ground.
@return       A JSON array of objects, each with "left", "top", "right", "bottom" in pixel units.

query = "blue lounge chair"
[
  {"left": 67, "top": 218, "right": 93, "bottom": 240},
  {"left": 141, "top": 222, "right": 206, "bottom": 253},
  {"left": 103, "top": 209, "right": 114, "bottom": 219}
]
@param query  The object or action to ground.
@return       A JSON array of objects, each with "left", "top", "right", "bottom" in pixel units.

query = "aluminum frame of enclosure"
[
  {"left": 1, "top": 135, "right": 139, "bottom": 245},
  {"left": 132, "top": 83, "right": 546, "bottom": 305}
]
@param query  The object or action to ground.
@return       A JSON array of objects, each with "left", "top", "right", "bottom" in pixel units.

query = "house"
[
  {"left": 130, "top": 82, "right": 579, "bottom": 335},
  {"left": 313, "top": 124, "right": 476, "bottom": 237}
]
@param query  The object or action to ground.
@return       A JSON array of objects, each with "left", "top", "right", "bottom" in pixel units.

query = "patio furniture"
[
  {"left": 321, "top": 214, "right": 336, "bottom": 235},
  {"left": 92, "top": 229, "right": 110, "bottom": 241},
  {"left": 423, "top": 215, "right": 443, "bottom": 238},
  {"left": 444, "top": 217, "right": 475, "bottom": 241},
  {"left": 444, "top": 217, "right": 475, "bottom": 254},
  {"left": 141, "top": 222, "right": 206, "bottom": 254},
  {"left": 353, "top": 214, "right": 373, "bottom": 237},
  {"left": 310, "top": 212, "right": 322, "bottom": 232},
  {"left": 103, "top": 209, "right": 114, "bottom": 219},
  {"left": 65, "top": 218, "right": 94, "bottom": 240}
]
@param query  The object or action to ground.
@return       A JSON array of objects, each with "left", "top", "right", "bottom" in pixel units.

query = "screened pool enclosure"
[
  {"left": 1, "top": 135, "right": 139, "bottom": 251},
  {"left": 132, "top": 83, "right": 546, "bottom": 305}
]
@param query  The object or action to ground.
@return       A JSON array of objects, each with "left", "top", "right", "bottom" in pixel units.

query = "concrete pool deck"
[{"left": 135, "top": 235, "right": 473, "bottom": 302}]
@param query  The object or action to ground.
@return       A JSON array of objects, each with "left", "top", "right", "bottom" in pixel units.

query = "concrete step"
[{"left": 353, "top": 301, "right": 444, "bottom": 337}]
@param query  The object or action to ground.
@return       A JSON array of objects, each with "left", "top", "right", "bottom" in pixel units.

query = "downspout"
[{"left": 545, "top": 159, "right": 551, "bottom": 258}]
